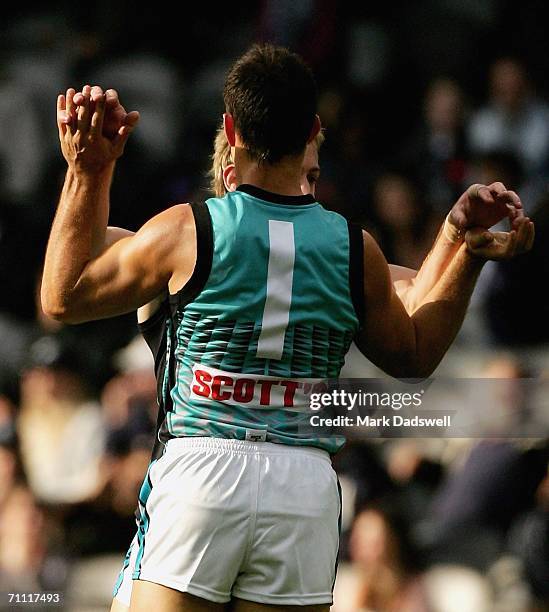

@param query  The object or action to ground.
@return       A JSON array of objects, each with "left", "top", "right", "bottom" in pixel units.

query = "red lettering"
[
  {"left": 234, "top": 379, "right": 255, "bottom": 403},
  {"left": 281, "top": 381, "right": 300, "bottom": 407},
  {"left": 258, "top": 380, "right": 278, "bottom": 405},
  {"left": 212, "top": 375, "right": 233, "bottom": 401},
  {"left": 192, "top": 369, "right": 212, "bottom": 397}
]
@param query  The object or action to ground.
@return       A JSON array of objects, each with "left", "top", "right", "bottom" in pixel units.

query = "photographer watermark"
[
  {"left": 300, "top": 378, "right": 549, "bottom": 439},
  {"left": 309, "top": 389, "right": 425, "bottom": 412}
]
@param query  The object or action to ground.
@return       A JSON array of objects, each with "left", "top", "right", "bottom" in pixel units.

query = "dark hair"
[{"left": 223, "top": 44, "right": 317, "bottom": 164}]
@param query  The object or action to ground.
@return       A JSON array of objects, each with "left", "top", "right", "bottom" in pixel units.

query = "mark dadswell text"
[{"left": 310, "top": 414, "right": 452, "bottom": 428}]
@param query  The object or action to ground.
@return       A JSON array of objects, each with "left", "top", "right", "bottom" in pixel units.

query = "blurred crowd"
[{"left": 1, "top": 2, "right": 549, "bottom": 610}]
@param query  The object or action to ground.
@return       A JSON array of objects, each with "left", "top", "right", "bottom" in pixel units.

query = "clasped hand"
[
  {"left": 454, "top": 183, "right": 534, "bottom": 261},
  {"left": 57, "top": 84, "right": 140, "bottom": 171}
]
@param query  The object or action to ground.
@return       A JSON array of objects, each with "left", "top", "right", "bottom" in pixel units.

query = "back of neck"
[{"left": 235, "top": 148, "right": 304, "bottom": 196}]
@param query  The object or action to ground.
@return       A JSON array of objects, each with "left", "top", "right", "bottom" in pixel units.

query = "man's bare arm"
[
  {"left": 390, "top": 225, "right": 534, "bottom": 314},
  {"left": 356, "top": 230, "right": 484, "bottom": 378},
  {"left": 391, "top": 222, "right": 460, "bottom": 313},
  {"left": 55, "top": 86, "right": 136, "bottom": 257},
  {"left": 362, "top": 183, "right": 534, "bottom": 373},
  {"left": 41, "top": 85, "right": 194, "bottom": 323},
  {"left": 388, "top": 265, "right": 417, "bottom": 284},
  {"left": 390, "top": 183, "right": 532, "bottom": 314},
  {"left": 42, "top": 85, "right": 132, "bottom": 315},
  {"left": 104, "top": 226, "right": 168, "bottom": 324},
  {"left": 105, "top": 226, "right": 135, "bottom": 246},
  {"left": 43, "top": 193, "right": 193, "bottom": 323},
  {"left": 74, "top": 88, "right": 166, "bottom": 323}
]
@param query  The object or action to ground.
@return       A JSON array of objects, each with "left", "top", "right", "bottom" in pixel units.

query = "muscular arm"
[
  {"left": 55, "top": 164, "right": 115, "bottom": 257},
  {"left": 389, "top": 215, "right": 535, "bottom": 314},
  {"left": 41, "top": 165, "right": 194, "bottom": 323},
  {"left": 390, "top": 222, "right": 461, "bottom": 313},
  {"left": 356, "top": 231, "right": 483, "bottom": 378},
  {"left": 42, "top": 87, "right": 193, "bottom": 324},
  {"left": 388, "top": 182, "right": 531, "bottom": 314},
  {"left": 104, "top": 227, "right": 167, "bottom": 323},
  {"left": 105, "top": 226, "right": 134, "bottom": 246},
  {"left": 388, "top": 265, "right": 417, "bottom": 283}
]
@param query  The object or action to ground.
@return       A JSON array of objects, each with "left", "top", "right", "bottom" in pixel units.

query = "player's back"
[{"left": 158, "top": 184, "right": 361, "bottom": 453}]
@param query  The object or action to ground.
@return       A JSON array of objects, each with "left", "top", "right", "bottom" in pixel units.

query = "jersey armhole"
[
  {"left": 348, "top": 221, "right": 365, "bottom": 330},
  {"left": 137, "top": 300, "right": 169, "bottom": 375},
  {"left": 169, "top": 201, "right": 214, "bottom": 312}
]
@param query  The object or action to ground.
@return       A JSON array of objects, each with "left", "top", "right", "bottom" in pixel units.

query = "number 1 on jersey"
[{"left": 256, "top": 220, "right": 295, "bottom": 360}]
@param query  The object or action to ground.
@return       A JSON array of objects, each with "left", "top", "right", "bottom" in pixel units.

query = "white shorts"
[{"left": 113, "top": 437, "right": 341, "bottom": 606}]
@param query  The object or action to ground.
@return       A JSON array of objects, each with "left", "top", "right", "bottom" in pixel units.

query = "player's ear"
[
  {"left": 307, "top": 114, "right": 321, "bottom": 144},
  {"left": 224, "top": 113, "right": 236, "bottom": 147},
  {"left": 223, "top": 163, "right": 237, "bottom": 192}
]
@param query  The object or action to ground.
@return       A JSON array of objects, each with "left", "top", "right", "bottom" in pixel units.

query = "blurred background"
[{"left": 1, "top": 1, "right": 549, "bottom": 610}]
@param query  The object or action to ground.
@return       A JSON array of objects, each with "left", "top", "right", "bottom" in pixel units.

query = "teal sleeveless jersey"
[{"left": 160, "top": 185, "right": 360, "bottom": 454}]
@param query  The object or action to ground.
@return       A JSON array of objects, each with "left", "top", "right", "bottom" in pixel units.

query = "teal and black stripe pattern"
[
  {"left": 112, "top": 537, "right": 134, "bottom": 597},
  {"left": 132, "top": 461, "right": 156, "bottom": 579},
  {"left": 164, "top": 187, "right": 359, "bottom": 454}
]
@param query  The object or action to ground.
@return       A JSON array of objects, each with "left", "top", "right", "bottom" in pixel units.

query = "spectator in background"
[
  {"left": 402, "top": 78, "right": 469, "bottom": 214},
  {"left": 311, "top": 90, "right": 381, "bottom": 221},
  {"left": 368, "top": 173, "right": 439, "bottom": 269},
  {"left": 0, "top": 484, "right": 66, "bottom": 592},
  {"left": 59, "top": 338, "right": 156, "bottom": 559},
  {"left": 257, "top": 0, "right": 339, "bottom": 79},
  {"left": 0, "top": 182, "right": 45, "bottom": 389},
  {"left": 0, "top": 485, "right": 53, "bottom": 593},
  {"left": 484, "top": 188, "right": 549, "bottom": 346},
  {"left": 0, "top": 390, "right": 17, "bottom": 445},
  {"left": 17, "top": 336, "right": 105, "bottom": 504},
  {"left": 0, "top": 393, "right": 24, "bottom": 508},
  {"left": 0, "top": 79, "right": 45, "bottom": 205},
  {"left": 465, "top": 149, "right": 534, "bottom": 347},
  {"left": 100, "top": 336, "right": 156, "bottom": 435},
  {"left": 428, "top": 437, "right": 543, "bottom": 554},
  {"left": 0, "top": 444, "right": 22, "bottom": 512},
  {"left": 62, "top": 434, "right": 151, "bottom": 557},
  {"left": 333, "top": 502, "right": 429, "bottom": 612},
  {"left": 472, "top": 150, "right": 523, "bottom": 194},
  {"left": 508, "top": 461, "right": 549, "bottom": 608},
  {"left": 426, "top": 361, "right": 547, "bottom": 573},
  {"left": 468, "top": 58, "right": 549, "bottom": 192},
  {"left": 385, "top": 440, "right": 444, "bottom": 529}
]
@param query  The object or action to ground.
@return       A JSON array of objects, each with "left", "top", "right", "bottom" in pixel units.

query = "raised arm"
[
  {"left": 391, "top": 221, "right": 461, "bottom": 313},
  {"left": 54, "top": 86, "right": 139, "bottom": 256},
  {"left": 104, "top": 226, "right": 169, "bottom": 324},
  {"left": 105, "top": 226, "right": 135, "bottom": 246},
  {"left": 356, "top": 230, "right": 484, "bottom": 378},
  {"left": 43, "top": 189, "right": 193, "bottom": 323},
  {"left": 41, "top": 86, "right": 195, "bottom": 323},
  {"left": 357, "top": 198, "right": 534, "bottom": 379},
  {"left": 391, "top": 183, "right": 533, "bottom": 314}
]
